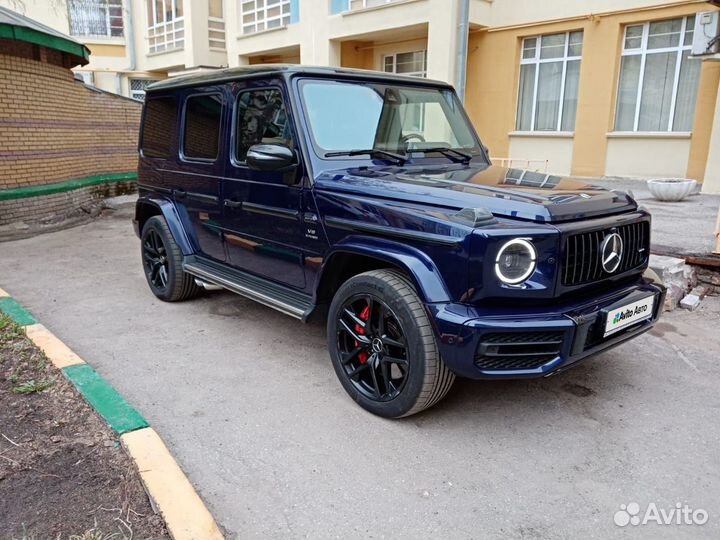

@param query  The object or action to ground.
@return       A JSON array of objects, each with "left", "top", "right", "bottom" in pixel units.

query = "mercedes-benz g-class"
[{"left": 134, "top": 66, "right": 664, "bottom": 418}]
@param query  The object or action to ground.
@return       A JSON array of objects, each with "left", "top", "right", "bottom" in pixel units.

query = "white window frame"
[
  {"left": 617, "top": 16, "right": 696, "bottom": 132},
  {"left": 382, "top": 50, "right": 427, "bottom": 78},
  {"left": 147, "top": 0, "right": 184, "bottom": 53},
  {"left": 68, "top": 0, "right": 124, "bottom": 38},
  {"left": 518, "top": 31, "right": 583, "bottom": 132},
  {"left": 240, "top": 0, "right": 292, "bottom": 35},
  {"left": 349, "top": 0, "right": 396, "bottom": 10}
]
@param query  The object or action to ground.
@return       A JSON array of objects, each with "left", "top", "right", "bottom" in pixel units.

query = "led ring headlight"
[{"left": 495, "top": 238, "right": 537, "bottom": 285}]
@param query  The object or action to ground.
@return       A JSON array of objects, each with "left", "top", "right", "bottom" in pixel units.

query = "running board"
[{"left": 183, "top": 256, "right": 313, "bottom": 320}]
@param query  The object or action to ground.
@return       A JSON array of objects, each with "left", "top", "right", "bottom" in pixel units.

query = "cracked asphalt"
[{"left": 1, "top": 206, "right": 719, "bottom": 539}]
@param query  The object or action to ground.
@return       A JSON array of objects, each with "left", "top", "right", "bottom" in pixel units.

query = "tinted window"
[
  {"left": 142, "top": 97, "right": 178, "bottom": 158},
  {"left": 183, "top": 94, "right": 222, "bottom": 160},
  {"left": 235, "top": 89, "right": 293, "bottom": 162}
]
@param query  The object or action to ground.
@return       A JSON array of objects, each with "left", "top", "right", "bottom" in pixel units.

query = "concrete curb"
[{"left": 0, "top": 287, "right": 224, "bottom": 540}]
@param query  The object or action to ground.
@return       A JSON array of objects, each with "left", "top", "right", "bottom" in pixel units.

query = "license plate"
[{"left": 604, "top": 295, "right": 655, "bottom": 337}]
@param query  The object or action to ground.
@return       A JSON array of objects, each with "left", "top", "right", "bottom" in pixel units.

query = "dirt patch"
[{"left": 0, "top": 314, "right": 169, "bottom": 540}]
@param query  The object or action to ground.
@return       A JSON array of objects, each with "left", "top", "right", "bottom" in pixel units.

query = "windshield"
[{"left": 299, "top": 79, "right": 482, "bottom": 159}]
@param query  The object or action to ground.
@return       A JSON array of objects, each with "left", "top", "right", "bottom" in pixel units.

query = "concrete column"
[
  {"left": 569, "top": 18, "right": 618, "bottom": 178},
  {"left": 702, "top": 76, "right": 720, "bottom": 194},
  {"left": 225, "top": 0, "right": 240, "bottom": 66},
  {"left": 426, "top": 0, "right": 459, "bottom": 84},
  {"left": 184, "top": 0, "right": 209, "bottom": 68},
  {"left": 299, "top": 0, "right": 340, "bottom": 66}
]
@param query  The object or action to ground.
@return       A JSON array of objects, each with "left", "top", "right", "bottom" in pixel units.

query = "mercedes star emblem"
[{"left": 600, "top": 232, "right": 624, "bottom": 273}]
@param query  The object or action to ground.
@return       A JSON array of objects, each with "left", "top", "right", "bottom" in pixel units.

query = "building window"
[
  {"left": 349, "top": 0, "right": 397, "bottom": 10},
  {"left": 208, "top": 0, "right": 225, "bottom": 49},
  {"left": 183, "top": 95, "right": 223, "bottom": 161},
  {"left": 130, "top": 79, "right": 158, "bottom": 101},
  {"left": 615, "top": 16, "right": 700, "bottom": 132},
  {"left": 75, "top": 71, "right": 95, "bottom": 86},
  {"left": 240, "top": 0, "right": 292, "bottom": 35},
  {"left": 516, "top": 31, "right": 583, "bottom": 132},
  {"left": 147, "top": 0, "right": 184, "bottom": 53},
  {"left": 383, "top": 50, "right": 427, "bottom": 78},
  {"left": 68, "top": 0, "right": 124, "bottom": 38},
  {"left": 142, "top": 97, "right": 178, "bottom": 159}
]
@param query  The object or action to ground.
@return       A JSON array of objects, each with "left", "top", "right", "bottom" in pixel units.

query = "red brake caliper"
[{"left": 356, "top": 304, "right": 371, "bottom": 365}]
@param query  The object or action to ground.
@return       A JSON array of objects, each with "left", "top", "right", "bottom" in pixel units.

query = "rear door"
[{"left": 173, "top": 90, "right": 227, "bottom": 262}]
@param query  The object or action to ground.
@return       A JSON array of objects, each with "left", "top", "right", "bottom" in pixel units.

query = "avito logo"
[{"left": 613, "top": 304, "right": 648, "bottom": 325}]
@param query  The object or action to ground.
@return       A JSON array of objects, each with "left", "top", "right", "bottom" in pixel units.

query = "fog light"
[{"left": 495, "top": 238, "right": 537, "bottom": 285}]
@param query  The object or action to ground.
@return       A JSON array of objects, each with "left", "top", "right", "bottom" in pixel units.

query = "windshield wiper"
[
  {"left": 324, "top": 149, "right": 407, "bottom": 165},
  {"left": 412, "top": 147, "right": 473, "bottom": 164}
]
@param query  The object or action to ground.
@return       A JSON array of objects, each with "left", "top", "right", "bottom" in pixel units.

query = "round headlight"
[{"left": 495, "top": 238, "right": 537, "bottom": 285}]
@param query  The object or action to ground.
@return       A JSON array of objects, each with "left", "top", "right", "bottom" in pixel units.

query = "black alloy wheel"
[
  {"left": 140, "top": 216, "right": 202, "bottom": 302},
  {"left": 336, "top": 294, "right": 410, "bottom": 402},
  {"left": 327, "top": 269, "right": 455, "bottom": 418},
  {"left": 143, "top": 228, "right": 169, "bottom": 291}
]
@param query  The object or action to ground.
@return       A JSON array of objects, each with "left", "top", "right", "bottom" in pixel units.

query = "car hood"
[{"left": 313, "top": 163, "right": 637, "bottom": 223}]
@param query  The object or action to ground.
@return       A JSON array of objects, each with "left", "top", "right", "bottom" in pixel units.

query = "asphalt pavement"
[{"left": 0, "top": 206, "right": 719, "bottom": 539}]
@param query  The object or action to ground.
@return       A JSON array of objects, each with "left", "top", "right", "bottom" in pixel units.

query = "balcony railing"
[
  {"left": 148, "top": 17, "right": 185, "bottom": 54},
  {"left": 208, "top": 16, "right": 226, "bottom": 49}
]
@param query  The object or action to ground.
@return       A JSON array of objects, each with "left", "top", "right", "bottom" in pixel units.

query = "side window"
[
  {"left": 183, "top": 94, "right": 223, "bottom": 161},
  {"left": 235, "top": 89, "right": 293, "bottom": 162},
  {"left": 141, "top": 97, "right": 178, "bottom": 158}
]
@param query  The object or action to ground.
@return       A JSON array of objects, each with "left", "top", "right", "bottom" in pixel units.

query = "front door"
[{"left": 221, "top": 85, "right": 306, "bottom": 289}]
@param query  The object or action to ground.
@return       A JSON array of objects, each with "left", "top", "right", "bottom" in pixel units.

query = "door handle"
[
  {"left": 224, "top": 199, "right": 243, "bottom": 209},
  {"left": 174, "top": 189, "right": 187, "bottom": 199}
]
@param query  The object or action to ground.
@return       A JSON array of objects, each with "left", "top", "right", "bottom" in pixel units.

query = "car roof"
[{"left": 146, "top": 64, "right": 453, "bottom": 93}]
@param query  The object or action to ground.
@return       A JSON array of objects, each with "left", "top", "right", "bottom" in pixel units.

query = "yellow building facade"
[{"left": 3, "top": 0, "right": 719, "bottom": 191}]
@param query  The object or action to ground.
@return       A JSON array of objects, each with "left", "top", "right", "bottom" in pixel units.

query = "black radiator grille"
[
  {"left": 562, "top": 221, "right": 649, "bottom": 287},
  {"left": 474, "top": 332, "right": 564, "bottom": 371}
]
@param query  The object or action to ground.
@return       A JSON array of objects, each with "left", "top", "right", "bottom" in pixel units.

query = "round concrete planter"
[{"left": 646, "top": 178, "right": 697, "bottom": 202}]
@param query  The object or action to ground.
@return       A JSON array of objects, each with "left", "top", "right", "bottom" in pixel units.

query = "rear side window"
[
  {"left": 183, "top": 94, "right": 223, "bottom": 161},
  {"left": 235, "top": 89, "right": 293, "bottom": 162},
  {"left": 141, "top": 97, "right": 178, "bottom": 158}
]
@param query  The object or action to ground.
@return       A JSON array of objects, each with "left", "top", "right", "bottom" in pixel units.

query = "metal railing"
[
  {"left": 208, "top": 16, "right": 226, "bottom": 49},
  {"left": 491, "top": 157, "right": 549, "bottom": 172}
]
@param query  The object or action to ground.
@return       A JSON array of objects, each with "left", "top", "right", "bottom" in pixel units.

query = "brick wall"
[
  {"left": 0, "top": 39, "right": 141, "bottom": 190},
  {"left": 0, "top": 181, "right": 136, "bottom": 233}
]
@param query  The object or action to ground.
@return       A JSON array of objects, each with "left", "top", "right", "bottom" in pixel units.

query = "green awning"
[{"left": 0, "top": 6, "right": 90, "bottom": 66}]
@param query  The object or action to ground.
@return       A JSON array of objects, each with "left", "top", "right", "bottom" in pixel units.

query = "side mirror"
[{"left": 246, "top": 144, "right": 296, "bottom": 171}]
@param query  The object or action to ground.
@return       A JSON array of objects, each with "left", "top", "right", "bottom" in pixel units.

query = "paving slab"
[
  {"left": 593, "top": 178, "right": 720, "bottom": 257},
  {"left": 1, "top": 207, "right": 719, "bottom": 539}
]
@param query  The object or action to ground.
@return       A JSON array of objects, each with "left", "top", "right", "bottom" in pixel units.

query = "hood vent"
[{"left": 450, "top": 207, "right": 496, "bottom": 227}]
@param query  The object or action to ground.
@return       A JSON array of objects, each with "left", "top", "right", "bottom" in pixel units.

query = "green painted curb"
[
  {"left": 0, "top": 172, "right": 138, "bottom": 202},
  {"left": 0, "top": 297, "right": 37, "bottom": 326},
  {"left": 62, "top": 364, "right": 149, "bottom": 435}
]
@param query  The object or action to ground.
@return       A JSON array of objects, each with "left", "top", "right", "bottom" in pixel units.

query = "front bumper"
[{"left": 428, "top": 270, "right": 665, "bottom": 380}]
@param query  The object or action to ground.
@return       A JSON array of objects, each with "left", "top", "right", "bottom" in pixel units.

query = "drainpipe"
[
  {"left": 455, "top": 0, "right": 470, "bottom": 102},
  {"left": 117, "top": 0, "right": 136, "bottom": 96},
  {"left": 714, "top": 206, "right": 720, "bottom": 255}
]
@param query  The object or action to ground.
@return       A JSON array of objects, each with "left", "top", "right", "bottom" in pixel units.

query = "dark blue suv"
[{"left": 134, "top": 66, "right": 665, "bottom": 418}]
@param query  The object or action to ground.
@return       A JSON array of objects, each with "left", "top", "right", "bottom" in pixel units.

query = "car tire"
[
  {"left": 141, "top": 216, "right": 202, "bottom": 302},
  {"left": 327, "top": 269, "right": 455, "bottom": 418}
]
